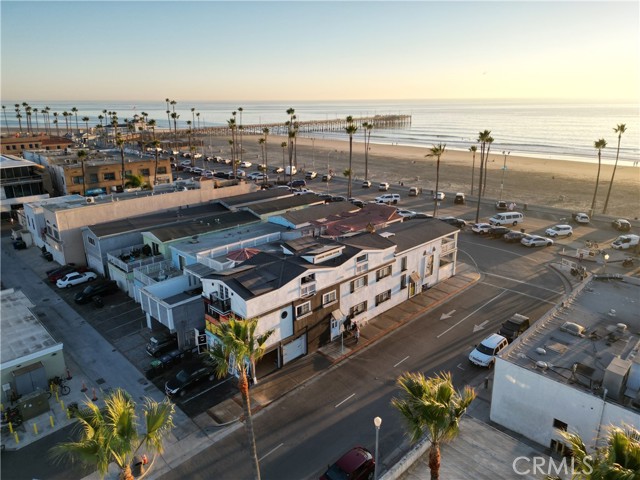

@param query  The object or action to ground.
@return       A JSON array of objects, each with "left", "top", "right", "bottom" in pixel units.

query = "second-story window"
[
  {"left": 301, "top": 273, "right": 316, "bottom": 297},
  {"left": 72, "top": 176, "right": 84, "bottom": 185},
  {"left": 376, "top": 265, "right": 392, "bottom": 281},
  {"left": 350, "top": 275, "right": 368, "bottom": 293},
  {"left": 401, "top": 257, "right": 407, "bottom": 272},
  {"left": 103, "top": 172, "right": 116, "bottom": 181},
  {"left": 296, "top": 301, "right": 311, "bottom": 318},
  {"left": 322, "top": 290, "right": 337, "bottom": 306},
  {"left": 355, "top": 253, "right": 368, "bottom": 274}
]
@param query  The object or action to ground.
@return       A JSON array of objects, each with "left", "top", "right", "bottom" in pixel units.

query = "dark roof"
[
  {"left": 340, "top": 231, "right": 397, "bottom": 250},
  {"left": 87, "top": 202, "right": 230, "bottom": 238},
  {"left": 378, "top": 218, "right": 458, "bottom": 252},
  {"left": 222, "top": 188, "right": 293, "bottom": 207},
  {"left": 246, "top": 195, "right": 324, "bottom": 215},
  {"left": 278, "top": 202, "right": 359, "bottom": 226},
  {"left": 147, "top": 210, "right": 260, "bottom": 242}
]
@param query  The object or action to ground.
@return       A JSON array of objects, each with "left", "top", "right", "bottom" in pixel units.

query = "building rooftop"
[
  {"left": 377, "top": 218, "right": 459, "bottom": 253},
  {"left": 0, "top": 289, "right": 61, "bottom": 367},
  {"left": 0, "top": 155, "right": 38, "bottom": 168},
  {"left": 176, "top": 222, "right": 285, "bottom": 256},
  {"left": 245, "top": 194, "right": 325, "bottom": 215},
  {"left": 221, "top": 188, "right": 294, "bottom": 208},
  {"left": 277, "top": 202, "right": 360, "bottom": 227},
  {"left": 503, "top": 276, "right": 640, "bottom": 412},
  {"left": 147, "top": 210, "right": 261, "bottom": 242},
  {"left": 318, "top": 203, "right": 403, "bottom": 238}
]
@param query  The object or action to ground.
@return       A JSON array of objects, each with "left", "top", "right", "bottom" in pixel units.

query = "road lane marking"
[
  {"left": 182, "top": 377, "right": 233, "bottom": 404},
  {"left": 335, "top": 393, "right": 355, "bottom": 408},
  {"left": 394, "top": 356, "right": 410, "bottom": 368},
  {"left": 440, "top": 310, "right": 456, "bottom": 320},
  {"left": 481, "top": 272, "right": 561, "bottom": 294},
  {"left": 473, "top": 320, "right": 489, "bottom": 332},
  {"left": 457, "top": 363, "right": 465, "bottom": 370},
  {"left": 259, "top": 443, "right": 284, "bottom": 462},
  {"left": 436, "top": 291, "right": 506, "bottom": 339},
  {"left": 480, "top": 282, "right": 558, "bottom": 304}
]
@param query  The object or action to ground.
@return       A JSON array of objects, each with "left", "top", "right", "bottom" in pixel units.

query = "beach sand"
[{"left": 210, "top": 134, "right": 639, "bottom": 219}]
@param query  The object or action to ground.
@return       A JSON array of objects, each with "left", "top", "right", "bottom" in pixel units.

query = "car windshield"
[
  {"left": 476, "top": 343, "right": 495, "bottom": 355},
  {"left": 323, "top": 464, "right": 349, "bottom": 480},
  {"left": 175, "top": 370, "right": 190, "bottom": 383}
]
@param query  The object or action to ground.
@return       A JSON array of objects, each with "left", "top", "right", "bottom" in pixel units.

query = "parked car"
[
  {"left": 498, "top": 314, "right": 530, "bottom": 343},
  {"left": 351, "top": 199, "right": 366, "bottom": 208},
  {"left": 239, "top": 161, "right": 252, "bottom": 168},
  {"left": 146, "top": 333, "right": 179, "bottom": 357},
  {"left": 329, "top": 195, "right": 347, "bottom": 203},
  {"left": 74, "top": 280, "right": 118, "bottom": 304},
  {"left": 305, "top": 171, "right": 317, "bottom": 179},
  {"left": 56, "top": 271, "right": 98, "bottom": 289},
  {"left": 408, "top": 186, "right": 420, "bottom": 196},
  {"left": 545, "top": 225, "right": 573, "bottom": 237},
  {"left": 396, "top": 209, "right": 417, "bottom": 218},
  {"left": 413, "top": 212, "right": 434, "bottom": 219},
  {"left": 487, "top": 226, "right": 511, "bottom": 238},
  {"left": 439, "top": 217, "right": 467, "bottom": 228},
  {"left": 471, "top": 223, "right": 492, "bottom": 234},
  {"left": 317, "top": 193, "right": 333, "bottom": 201},
  {"left": 375, "top": 193, "right": 400, "bottom": 205},
  {"left": 272, "top": 166, "right": 284, "bottom": 174},
  {"left": 293, "top": 188, "right": 315, "bottom": 196},
  {"left": 192, "top": 153, "right": 203, "bottom": 159},
  {"left": 48, "top": 264, "right": 87, "bottom": 283},
  {"left": 362, "top": 180, "right": 372, "bottom": 188},
  {"left": 322, "top": 173, "right": 333, "bottom": 182},
  {"left": 495, "top": 200, "right": 509, "bottom": 210},
  {"left": 289, "top": 179, "right": 307, "bottom": 188},
  {"left": 454, "top": 192, "right": 466, "bottom": 204},
  {"left": 503, "top": 231, "right": 527, "bottom": 243},
  {"left": 378, "top": 182, "right": 390, "bottom": 191},
  {"left": 469, "top": 334, "right": 509, "bottom": 367},
  {"left": 611, "top": 234, "right": 640, "bottom": 250},
  {"left": 165, "top": 363, "right": 216, "bottom": 397},
  {"left": 433, "top": 191, "right": 445, "bottom": 201},
  {"left": 521, "top": 235, "right": 554, "bottom": 247},
  {"left": 320, "top": 447, "right": 375, "bottom": 480},
  {"left": 612, "top": 219, "right": 632, "bottom": 232},
  {"left": 572, "top": 212, "right": 590, "bottom": 224}
]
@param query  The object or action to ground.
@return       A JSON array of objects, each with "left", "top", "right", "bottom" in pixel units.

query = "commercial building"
[
  {"left": 0, "top": 155, "right": 50, "bottom": 219},
  {"left": 1, "top": 134, "right": 73, "bottom": 155}
]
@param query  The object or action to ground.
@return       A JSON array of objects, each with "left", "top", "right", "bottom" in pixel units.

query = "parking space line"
[
  {"left": 259, "top": 443, "right": 284, "bottom": 462},
  {"left": 335, "top": 393, "right": 355, "bottom": 408},
  {"left": 481, "top": 272, "right": 561, "bottom": 294},
  {"left": 182, "top": 377, "right": 233, "bottom": 404},
  {"left": 394, "top": 356, "right": 410, "bottom": 368}
]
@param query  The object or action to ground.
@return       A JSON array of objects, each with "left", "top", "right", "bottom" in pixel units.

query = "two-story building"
[{"left": 0, "top": 155, "right": 50, "bottom": 219}]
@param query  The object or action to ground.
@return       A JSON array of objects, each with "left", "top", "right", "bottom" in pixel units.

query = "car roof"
[
  {"left": 335, "top": 447, "right": 372, "bottom": 472},
  {"left": 552, "top": 224, "right": 571, "bottom": 229},
  {"left": 481, "top": 333, "right": 507, "bottom": 347}
]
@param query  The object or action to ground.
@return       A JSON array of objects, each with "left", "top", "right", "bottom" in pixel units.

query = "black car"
[
  {"left": 488, "top": 226, "right": 511, "bottom": 238},
  {"left": 317, "top": 193, "right": 333, "bottom": 202},
  {"left": 439, "top": 216, "right": 467, "bottom": 228},
  {"left": 146, "top": 333, "right": 179, "bottom": 357},
  {"left": 503, "top": 231, "right": 527, "bottom": 243},
  {"left": 74, "top": 280, "right": 118, "bottom": 304},
  {"left": 330, "top": 195, "right": 347, "bottom": 202},
  {"left": 498, "top": 314, "right": 530, "bottom": 343},
  {"left": 165, "top": 363, "right": 215, "bottom": 397}
]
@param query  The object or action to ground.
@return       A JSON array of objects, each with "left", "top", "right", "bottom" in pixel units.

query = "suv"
[
  {"left": 378, "top": 182, "right": 390, "bottom": 191},
  {"left": 454, "top": 192, "right": 466, "bottom": 204},
  {"left": 74, "top": 280, "right": 118, "bottom": 304},
  {"left": 487, "top": 226, "right": 511, "bottom": 238},
  {"left": 498, "top": 314, "right": 530, "bottom": 343},
  {"left": 320, "top": 446, "right": 375, "bottom": 480},
  {"left": 375, "top": 193, "right": 400, "bottom": 205},
  {"left": 612, "top": 219, "right": 632, "bottom": 232},
  {"left": 439, "top": 217, "right": 467, "bottom": 228},
  {"left": 545, "top": 224, "right": 573, "bottom": 237},
  {"left": 165, "top": 363, "right": 216, "bottom": 397},
  {"left": 469, "top": 334, "right": 508, "bottom": 367},
  {"left": 146, "top": 333, "right": 179, "bottom": 357},
  {"left": 289, "top": 179, "right": 307, "bottom": 189}
]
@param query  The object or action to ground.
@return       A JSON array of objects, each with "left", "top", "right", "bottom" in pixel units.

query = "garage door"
[{"left": 282, "top": 334, "right": 306, "bottom": 365}]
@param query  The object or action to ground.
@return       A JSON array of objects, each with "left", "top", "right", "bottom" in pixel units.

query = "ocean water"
[{"left": 3, "top": 99, "right": 638, "bottom": 165}]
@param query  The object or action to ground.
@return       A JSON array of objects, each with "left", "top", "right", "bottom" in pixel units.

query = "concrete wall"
[{"left": 491, "top": 358, "right": 639, "bottom": 451}]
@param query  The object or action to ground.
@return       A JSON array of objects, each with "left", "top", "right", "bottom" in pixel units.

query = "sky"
[{"left": 1, "top": 1, "right": 639, "bottom": 102}]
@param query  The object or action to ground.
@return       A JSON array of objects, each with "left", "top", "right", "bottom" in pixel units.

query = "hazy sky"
[{"left": 1, "top": 1, "right": 638, "bottom": 102}]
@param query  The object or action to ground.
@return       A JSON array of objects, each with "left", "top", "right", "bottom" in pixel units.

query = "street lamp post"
[
  {"left": 374, "top": 416, "right": 382, "bottom": 480},
  {"left": 499, "top": 151, "right": 510, "bottom": 201},
  {"left": 604, "top": 253, "right": 610, "bottom": 273}
]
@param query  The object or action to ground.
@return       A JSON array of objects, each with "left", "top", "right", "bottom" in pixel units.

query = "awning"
[
  {"left": 331, "top": 308, "right": 345, "bottom": 320},
  {"left": 410, "top": 272, "right": 421, "bottom": 283}
]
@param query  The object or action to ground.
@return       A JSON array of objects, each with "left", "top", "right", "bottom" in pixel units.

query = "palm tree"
[
  {"left": 280, "top": 141, "right": 287, "bottom": 173},
  {"left": 147, "top": 119, "right": 159, "bottom": 182},
  {"left": 171, "top": 112, "right": 179, "bottom": 141},
  {"left": 286, "top": 108, "right": 296, "bottom": 181},
  {"left": 49, "top": 388, "right": 175, "bottom": 480},
  {"left": 2, "top": 105, "right": 8, "bottom": 131},
  {"left": 62, "top": 111, "right": 70, "bottom": 134},
  {"left": 238, "top": 107, "right": 244, "bottom": 163},
  {"left": 427, "top": 144, "right": 446, "bottom": 216},
  {"left": 53, "top": 112, "right": 60, "bottom": 136},
  {"left": 227, "top": 117, "right": 238, "bottom": 177},
  {"left": 363, "top": 121, "right": 373, "bottom": 181},
  {"left": 590, "top": 138, "right": 607, "bottom": 215},
  {"left": 77, "top": 150, "right": 88, "bottom": 196},
  {"left": 474, "top": 130, "right": 493, "bottom": 223},
  {"left": 33, "top": 108, "right": 40, "bottom": 132},
  {"left": 561, "top": 425, "right": 640, "bottom": 479},
  {"left": 186, "top": 121, "right": 193, "bottom": 167},
  {"left": 602, "top": 124, "right": 626, "bottom": 214},
  {"left": 71, "top": 107, "right": 79, "bottom": 133},
  {"left": 481, "top": 136, "right": 494, "bottom": 197},
  {"left": 82, "top": 116, "right": 90, "bottom": 134},
  {"left": 15, "top": 104, "right": 23, "bottom": 133},
  {"left": 116, "top": 134, "right": 126, "bottom": 190},
  {"left": 392, "top": 372, "right": 476, "bottom": 480},
  {"left": 469, "top": 145, "right": 477, "bottom": 196},
  {"left": 207, "top": 318, "right": 274, "bottom": 480},
  {"left": 196, "top": 112, "right": 201, "bottom": 130},
  {"left": 345, "top": 116, "right": 358, "bottom": 198},
  {"left": 262, "top": 127, "right": 269, "bottom": 186}
]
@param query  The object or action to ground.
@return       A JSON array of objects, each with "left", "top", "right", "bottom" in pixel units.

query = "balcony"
[
  {"left": 107, "top": 244, "right": 164, "bottom": 273},
  {"left": 300, "top": 283, "right": 316, "bottom": 298},
  {"left": 442, "top": 241, "right": 456, "bottom": 255},
  {"left": 208, "top": 296, "right": 232, "bottom": 315}
]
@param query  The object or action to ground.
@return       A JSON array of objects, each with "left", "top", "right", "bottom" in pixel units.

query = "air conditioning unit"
[{"left": 86, "top": 197, "right": 95, "bottom": 204}]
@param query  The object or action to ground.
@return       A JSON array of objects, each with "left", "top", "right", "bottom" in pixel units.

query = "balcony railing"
[
  {"left": 300, "top": 283, "right": 316, "bottom": 298},
  {"left": 208, "top": 297, "right": 232, "bottom": 315},
  {"left": 442, "top": 241, "right": 456, "bottom": 254}
]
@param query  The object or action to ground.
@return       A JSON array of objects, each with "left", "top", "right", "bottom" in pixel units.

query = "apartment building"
[
  {"left": 0, "top": 155, "right": 50, "bottom": 219},
  {"left": 1, "top": 134, "right": 73, "bottom": 155}
]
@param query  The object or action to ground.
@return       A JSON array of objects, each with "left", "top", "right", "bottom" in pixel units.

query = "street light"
[
  {"left": 374, "top": 416, "right": 382, "bottom": 480},
  {"left": 499, "top": 151, "right": 510, "bottom": 201},
  {"left": 604, "top": 253, "right": 610, "bottom": 273}
]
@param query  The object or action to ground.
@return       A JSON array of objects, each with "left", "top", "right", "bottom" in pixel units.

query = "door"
[{"left": 282, "top": 334, "right": 306, "bottom": 365}]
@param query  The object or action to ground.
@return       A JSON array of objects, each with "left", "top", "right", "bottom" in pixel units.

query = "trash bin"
[
  {"left": 43, "top": 252, "right": 53, "bottom": 261},
  {"left": 131, "top": 456, "right": 146, "bottom": 477}
]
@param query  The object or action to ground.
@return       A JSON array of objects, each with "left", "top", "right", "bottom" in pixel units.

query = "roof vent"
[
  {"left": 536, "top": 347, "right": 547, "bottom": 355},
  {"left": 86, "top": 197, "right": 95, "bottom": 204},
  {"left": 616, "top": 323, "right": 627, "bottom": 333},
  {"left": 561, "top": 321, "right": 586, "bottom": 337},
  {"left": 536, "top": 361, "right": 549, "bottom": 371},
  {"left": 190, "top": 235, "right": 199, "bottom": 244}
]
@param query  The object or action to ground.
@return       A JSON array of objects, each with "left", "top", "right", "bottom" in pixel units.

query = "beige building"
[{"left": 1, "top": 134, "right": 73, "bottom": 155}]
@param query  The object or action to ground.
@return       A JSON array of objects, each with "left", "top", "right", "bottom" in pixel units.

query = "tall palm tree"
[
  {"left": 474, "top": 130, "right": 493, "bottom": 223},
  {"left": 53, "top": 112, "right": 60, "bottom": 136},
  {"left": 15, "top": 104, "right": 23, "bottom": 133},
  {"left": 62, "top": 111, "right": 70, "bottom": 134},
  {"left": 207, "top": 318, "right": 274, "bottom": 480},
  {"left": 2, "top": 105, "right": 9, "bottom": 131},
  {"left": 77, "top": 150, "right": 88, "bottom": 196},
  {"left": 49, "top": 388, "right": 175, "bottom": 480},
  {"left": 116, "top": 134, "right": 126, "bottom": 190},
  {"left": 71, "top": 107, "right": 79, "bottom": 133},
  {"left": 33, "top": 108, "right": 40, "bottom": 132},
  {"left": 44, "top": 106, "right": 51, "bottom": 134},
  {"left": 191, "top": 107, "right": 196, "bottom": 132},
  {"left": 561, "top": 425, "right": 640, "bottom": 479},
  {"left": 481, "top": 136, "right": 494, "bottom": 197},
  {"left": 602, "top": 124, "right": 626, "bottom": 214},
  {"left": 286, "top": 108, "right": 296, "bottom": 181},
  {"left": 427, "top": 144, "right": 446, "bottom": 216},
  {"left": 147, "top": 119, "right": 158, "bottom": 182},
  {"left": 82, "top": 116, "right": 90, "bottom": 134},
  {"left": 171, "top": 112, "right": 179, "bottom": 142},
  {"left": 590, "top": 138, "right": 607, "bottom": 215},
  {"left": 363, "top": 121, "right": 373, "bottom": 181},
  {"left": 392, "top": 372, "right": 476, "bottom": 480},
  {"left": 280, "top": 141, "right": 287, "bottom": 173},
  {"left": 469, "top": 145, "right": 477, "bottom": 196},
  {"left": 196, "top": 112, "right": 201, "bottom": 130},
  {"left": 227, "top": 117, "right": 238, "bottom": 177},
  {"left": 238, "top": 107, "right": 244, "bottom": 163},
  {"left": 345, "top": 116, "right": 358, "bottom": 198},
  {"left": 262, "top": 127, "right": 270, "bottom": 186},
  {"left": 26, "top": 107, "right": 33, "bottom": 134}
]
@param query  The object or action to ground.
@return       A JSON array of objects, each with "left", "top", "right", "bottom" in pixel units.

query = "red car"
[{"left": 320, "top": 447, "right": 375, "bottom": 480}]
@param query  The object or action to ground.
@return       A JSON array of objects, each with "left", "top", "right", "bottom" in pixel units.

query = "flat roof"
[
  {"left": 503, "top": 276, "right": 640, "bottom": 412},
  {"left": 0, "top": 289, "right": 61, "bottom": 366},
  {"left": 0, "top": 155, "right": 37, "bottom": 168},
  {"left": 246, "top": 195, "right": 324, "bottom": 215},
  {"left": 222, "top": 188, "right": 294, "bottom": 207}
]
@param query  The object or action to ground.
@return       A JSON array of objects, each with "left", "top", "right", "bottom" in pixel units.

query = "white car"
[
  {"left": 273, "top": 167, "right": 285, "bottom": 174},
  {"left": 433, "top": 191, "right": 445, "bottom": 201},
  {"left": 611, "top": 234, "right": 639, "bottom": 250},
  {"left": 471, "top": 223, "right": 492, "bottom": 234},
  {"left": 545, "top": 224, "right": 573, "bottom": 237},
  {"left": 521, "top": 235, "right": 554, "bottom": 247},
  {"left": 239, "top": 161, "right": 252, "bottom": 168},
  {"left": 375, "top": 193, "right": 400, "bottom": 204},
  {"left": 203, "top": 170, "right": 215, "bottom": 178},
  {"left": 573, "top": 213, "right": 590, "bottom": 224},
  {"left": 305, "top": 171, "right": 317, "bottom": 179},
  {"left": 192, "top": 153, "right": 203, "bottom": 159},
  {"left": 379, "top": 182, "right": 390, "bottom": 191},
  {"left": 469, "top": 334, "right": 508, "bottom": 367},
  {"left": 56, "top": 271, "right": 98, "bottom": 289},
  {"left": 362, "top": 180, "right": 372, "bottom": 188},
  {"left": 396, "top": 209, "right": 417, "bottom": 218},
  {"left": 293, "top": 188, "right": 315, "bottom": 196}
]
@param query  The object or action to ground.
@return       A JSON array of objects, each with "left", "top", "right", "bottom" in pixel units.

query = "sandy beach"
[{"left": 207, "top": 134, "right": 639, "bottom": 219}]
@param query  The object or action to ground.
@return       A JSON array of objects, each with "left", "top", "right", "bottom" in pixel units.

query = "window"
[
  {"left": 296, "top": 302, "right": 311, "bottom": 318},
  {"left": 426, "top": 255, "right": 434, "bottom": 276},
  {"left": 355, "top": 254, "right": 368, "bottom": 274},
  {"left": 103, "top": 172, "right": 116, "bottom": 181},
  {"left": 350, "top": 301, "right": 367, "bottom": 318},
  {"left": 376, "top": 265, "right": 392, "bottom": 281},
  {"left": 401, "top": 257, "right": 407, "bottom": 272},
  {"left": 322, "top": 290, "right": 337, "bottom": 306},
  {"left": 88, "top": 237, "right": 96, "bottom": 246},
  {"left": 350, "top": 275, "right": 368, "bottom": 293},
  {"left": 400, "top": 274, "right": 407, "bottom": 290},
  {"left": 140, "top": 168, "right": 150, "bottom": 176},
  {"left": 157, "top": 166, "right": 167, "bottom": 174},
  {"left": 553, "top": 419, "right": 568, "bottom": 431},
  {"left": 301, "top": 273, "right": 316, "bottom": 297},
  {"left": 89, "top": 174, "right": 98, "bottom": 183},
  {"left": 125, "top": 170, "right": 132, "bottom": 176},
  {"left": 72, "top": 176, "right": 84, "bottom": 185},
  {"left": 375, "top": 290, "right": 392, "bottom": 306},
  {"left": 356, "top": 254, "right": 368, "bottom": 263}
]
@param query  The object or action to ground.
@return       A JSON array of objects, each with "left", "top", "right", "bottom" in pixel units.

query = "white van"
[
  {"left": 408, "top": 186, "right": 420, "bottom": 196},
  {"left": 489, "top": 212, "right": 524, "bottom": 226}
]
